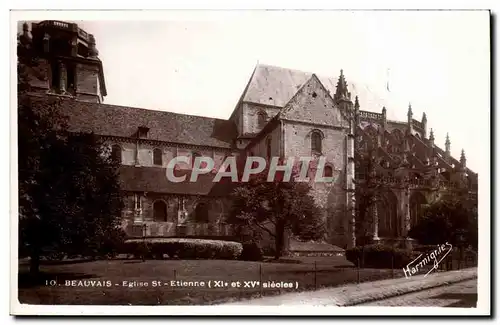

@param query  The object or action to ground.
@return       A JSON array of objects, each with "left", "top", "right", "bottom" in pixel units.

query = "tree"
[
  {"left": 228, "top": 166, "right": 324, "bottom": 259},
  {"left": 408, "top": 190, "right": 478, "bottom": 250},
  {"left": 18, "top": 36, "right": 124, "bottom": 274}
]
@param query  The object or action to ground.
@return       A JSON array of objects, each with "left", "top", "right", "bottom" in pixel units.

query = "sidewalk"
[{"left": 224, "top": 267, "right": 477, "bottom": 306}]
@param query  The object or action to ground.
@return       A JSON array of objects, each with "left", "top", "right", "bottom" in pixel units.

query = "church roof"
[
  {"left": 241, "top": 63, "right": 390, "bottom": 111},
  {"left": 32, "top": 97, "right": 238, "bottom": 149}
]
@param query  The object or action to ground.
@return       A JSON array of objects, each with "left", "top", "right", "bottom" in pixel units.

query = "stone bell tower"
[{"left": 18, "top": 20, "right": 107, "bottom": 103}]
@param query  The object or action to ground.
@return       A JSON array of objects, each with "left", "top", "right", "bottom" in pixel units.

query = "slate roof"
[
  {"left": 30, "top": 96, "right": 238, "bottom": 149},
  {"left": 241, "top": 63, "right": 391, "bottom": 111}
]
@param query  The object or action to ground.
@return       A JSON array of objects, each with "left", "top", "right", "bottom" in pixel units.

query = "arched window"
[
  {"left": 266, "top": 137, "right": 272, "bottom": 161},
  {"left": 111, "top": 144, "right": 122, "bottom": 163},
  {"left": 311, "top": 131, "right": 322, "bottom": 154},
  {"left": 194, "top": 202, "right": 209, "bottom": 223},
  {"left": 410, "top": 192, "right": 427, "bottom": 229},
  {"left": 378, "top": 190, "right": 399, "bottom": 238},
  {"left": 257, "top": 111, "right": 268, "bottom": 129},
  {"left": 153, "top": 200, "right": 168, "bottom": 222},
  {"left": 324, "top": 165, "right": 333, "bottom": 177},
  {"left": 153, "top": 148, "right": 162, "bottom": 166}
]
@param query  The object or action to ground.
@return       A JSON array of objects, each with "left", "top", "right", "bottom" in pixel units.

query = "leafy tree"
[
  {"left": 18, "top": 36, "right": 124, "bottom": 274},
  {"left": 408, "top": 190, "right": 478, "bottom": 250},
  {"left": 228, "top": 166, "right": 323, "bottom": 259}
]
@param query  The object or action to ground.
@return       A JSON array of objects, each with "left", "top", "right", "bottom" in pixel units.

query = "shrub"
[
  {"left": 239, "top": 242, "right": 263, "bottom": 261},
  {"left": 345, "top": 244, "right": 416, "bottom": 269},
  {"left": 122, "top": 240, "right": 154, "bottom": 259},
  {"left": 413, "top": 244, "right": 442, "bottom": 253},
  {"left": 123, "top": 238, "right": 243, "bottom": 260}
]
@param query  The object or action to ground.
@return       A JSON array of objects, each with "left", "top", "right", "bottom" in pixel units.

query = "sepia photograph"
[{"left": 10, "top": 9, "right": 491, "bottom": 316}]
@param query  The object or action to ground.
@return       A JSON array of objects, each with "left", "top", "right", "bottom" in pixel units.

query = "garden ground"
[{"left": 18, "top": 257, "right": 404, "bottom": 305}]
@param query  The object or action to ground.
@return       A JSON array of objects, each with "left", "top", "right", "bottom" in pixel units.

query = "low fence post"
[
  {"left": 259, "top": 264, "right": 263, "bottom": 298},
  {"left": 391, "top": 254, "right": 395, "bottom": 279},
  {"left": 314, "top": 261, "right": 317, "bottom": 290},
  {"left": 357, "top": 258, "right": 360, "bottom": 284},
  {"left": 173, "top": 269, "right": 177, "bottom": 293}
]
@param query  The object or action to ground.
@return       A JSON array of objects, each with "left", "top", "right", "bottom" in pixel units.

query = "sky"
[{"left": 14, "top": 10, "right": 490, "bottom": 173}]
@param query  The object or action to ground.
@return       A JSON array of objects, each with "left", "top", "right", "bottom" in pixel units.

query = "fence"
[{"left": 24, "top": 247, "right": 478, "bottom": 305}]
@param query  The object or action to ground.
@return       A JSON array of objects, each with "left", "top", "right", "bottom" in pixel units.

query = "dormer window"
[{"left": 137, "top": 126, "right": 150, "bottom": 138}]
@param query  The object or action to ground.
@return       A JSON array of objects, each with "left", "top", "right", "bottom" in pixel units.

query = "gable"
[{"left": 280, "top": 75, "right": 348, "bottom": 128}]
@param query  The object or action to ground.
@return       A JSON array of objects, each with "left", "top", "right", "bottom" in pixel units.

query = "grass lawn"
[{"left": 18, "top": 258, "right": 404, "bottom": 305}]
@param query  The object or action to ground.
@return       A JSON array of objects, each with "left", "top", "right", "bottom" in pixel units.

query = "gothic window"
[
  {"left": 153, "top": 200, "right": 168, "bottom": 222},
  {"left": 257, "top": 111, "right": 268, "bottom": 129},
  {"left": 194, "top": 202, "right": 209, "bottom": 223},
  {"left": 410, "top": 192, "right": 427, "bottom": 229},
  {"left": 133, "top": 193, "right": 142, "bottom": 223},
  {"left": 324, "top": 165, "right": 333, "bottom": 177},
  {"left": 378, "top": 191, "right": 398, "bottom": 238},
  {"left": 153, "top": 148, "right": 162, "bottom": 166},
  {"left": 266, "top": 137, "right": 272, "bottom": 161},
  {"left": 111, "top": 144, "right": 122, "bottom": 163},
  {"left": 311, "top": 131, "right": 322, "bottom": 154},
  {"left": 134, "top": 194, "right": 142, "bottom": 210}
]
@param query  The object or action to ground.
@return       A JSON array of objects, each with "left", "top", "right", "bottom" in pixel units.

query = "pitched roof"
[
  {"left": 30, "top": 96, "right": 238, "bottom": 149},
  {"left": 241, "top": 63, "right": 391, "bottom": 111}
]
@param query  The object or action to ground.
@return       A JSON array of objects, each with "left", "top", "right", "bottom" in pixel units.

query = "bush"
[
  {"left": 239, "top": 242, "right": 263, "bottom": 261},
  {"left": 122, "top": 240, "right": 154, "bottom": 259},
  {"left": 123, "top": 238, "right": 243, "bottom": 260},
  {"left": 413, "top": 244, "right": 442, "bottom": 253},
  {"left": 345, "top": 244, "right": 416, "bottom": 269}
]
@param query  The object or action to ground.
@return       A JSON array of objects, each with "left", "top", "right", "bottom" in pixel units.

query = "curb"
[
  {"left": 224, "top": 267, "right": 477, "bottom": 306},
  {"left": 342, "top": 268, "right": 478, "bottom": 306}
]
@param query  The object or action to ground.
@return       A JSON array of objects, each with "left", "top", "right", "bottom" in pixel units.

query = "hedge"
[
  {"left": 239, "top": 242, "right": 263, "bottom": 261},
  {"left": 345, "top": 244, "right": 417, "bottom": 269},
  {"left": 413, "top": 244, "right": 443, "bottom": 253},
  {"left": 123, "top": 238, "right": 243, "bottom": 260}
]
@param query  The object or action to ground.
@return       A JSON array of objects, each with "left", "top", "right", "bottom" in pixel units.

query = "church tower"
[{"left": 18, "top": 20, "right": 107, "bottom": 103}]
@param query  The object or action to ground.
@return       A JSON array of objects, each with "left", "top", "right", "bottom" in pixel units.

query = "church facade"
[{"left": 18, "top": 21, "right": 478, "bottom": 250}]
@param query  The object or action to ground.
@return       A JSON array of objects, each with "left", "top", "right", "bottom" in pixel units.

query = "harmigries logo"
[
  {"left": 163, "top": 156, "right": 337, "bottom": 183},
  {"left": 403, "top": 242, "right": 453, "bottom": 279}
]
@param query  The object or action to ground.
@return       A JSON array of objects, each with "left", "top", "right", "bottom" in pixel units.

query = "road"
[{"left": 359, "top": 279, "right": 477, "bottom": 307}]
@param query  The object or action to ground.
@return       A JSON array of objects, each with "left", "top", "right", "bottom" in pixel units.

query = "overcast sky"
[{"left": 14, "top": 11, "right": 490, "bottom": 172}]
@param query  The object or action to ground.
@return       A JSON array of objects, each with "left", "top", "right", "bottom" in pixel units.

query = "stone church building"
[{"left": 18, "top": 21, "right": 478, "bottom": 249}]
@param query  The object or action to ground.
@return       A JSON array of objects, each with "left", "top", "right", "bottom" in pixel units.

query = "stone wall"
[
  {"left": 121, "top": 192, "right": 235, "bottom": 238},
  {"left": 104, "top": 140, "right": 232, "bottom": 170},
  {"left": 75, "top": 63, "right": 101, "bottom": 102}
]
